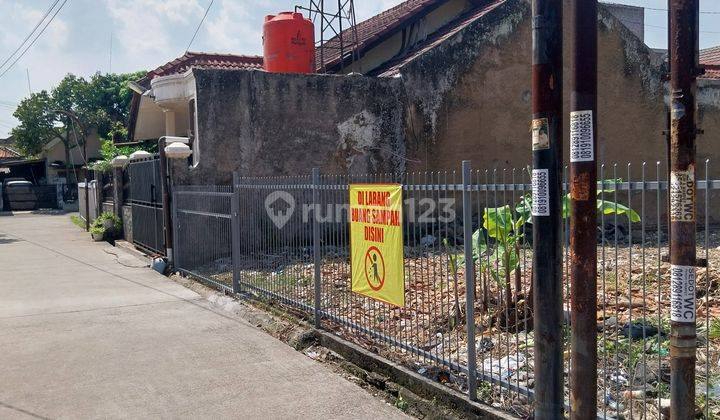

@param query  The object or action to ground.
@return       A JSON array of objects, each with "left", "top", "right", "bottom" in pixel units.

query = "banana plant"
[{"left": 472, "top": 179, "right": 640, "bottom": 311}]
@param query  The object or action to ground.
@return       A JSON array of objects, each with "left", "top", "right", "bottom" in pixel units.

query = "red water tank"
[{"left": 263, "top": 12, "right": 315, "bottom": 74}]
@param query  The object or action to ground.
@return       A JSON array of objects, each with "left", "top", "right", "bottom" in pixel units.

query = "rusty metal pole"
[
  {"left": 531, "top": 0, "right": 563, "bottom": 418},
  {"left": 668, "top": 1, "right": 699, "bottom": 418},
  {"left": 569, "top": 0, "right": 598, "bottom": 418}
]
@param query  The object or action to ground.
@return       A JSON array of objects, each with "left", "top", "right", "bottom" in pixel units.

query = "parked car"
[{"left": 2, "top": 178, "right": 37, "bottom": 211}]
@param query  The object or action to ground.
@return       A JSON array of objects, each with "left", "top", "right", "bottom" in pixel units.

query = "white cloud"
[
  {"left": 203, "top": 0, "right": 262, "bottom": 53},
  {"left": 104, "top": 0, "right": 204, "bottom": 56}
]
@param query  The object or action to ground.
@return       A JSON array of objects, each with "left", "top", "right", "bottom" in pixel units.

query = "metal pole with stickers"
[
  {"left": 668, "top": 1, "right": 699, "bottom": 418},
  {"left": 531, "top": 0, "right": 564, "bottom": 418},
  {"left": 569, "top": 1, "right": 598, "bottom": 418}
]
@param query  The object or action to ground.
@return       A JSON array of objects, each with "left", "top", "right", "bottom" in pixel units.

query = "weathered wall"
[
  {"left": 122, "top": 204, "right": 133, "bottom": 243},
  {"left": 172, "top": 69, "right": 407, "bottom": 185},
  {"left": 398, "top": 0, "right": 676, "bottom": 175}
]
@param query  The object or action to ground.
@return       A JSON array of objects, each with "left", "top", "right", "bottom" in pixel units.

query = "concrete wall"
[
  {"left": 165, "top": 0, "right": 720, "bottom": 224},
  {"left": 122, "top": 205, "right": 133, "bottom": 244},
  {"left": 397, "top": 0, "right": 673, "bottom": 174},
  {"left": 172, "top": 69, "right": 407, "bottom": 185},
  {"left": 603, "top": 3, "right": 644, "bottom": 43}
]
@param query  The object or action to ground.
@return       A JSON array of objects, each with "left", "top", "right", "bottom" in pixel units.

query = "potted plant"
[
  {"left": 90, "top": 223, "right": 106, "bottom": 241},
  {"left": 90, "top": 213, "right": 123, "bottom": 242}
]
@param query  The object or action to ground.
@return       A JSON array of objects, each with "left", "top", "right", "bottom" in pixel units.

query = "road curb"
[{"left": 314, "top": 330, "right": 515, "bottom": 420}]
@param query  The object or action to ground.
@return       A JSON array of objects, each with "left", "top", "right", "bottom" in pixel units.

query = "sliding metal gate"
[{"left": 127, "top": 157, "right": 164, "bottom": 255}]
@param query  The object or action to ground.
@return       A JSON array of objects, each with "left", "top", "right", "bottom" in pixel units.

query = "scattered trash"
[
  {"left": 598, "top": 316, "right": 618, "bottom": 331},
  {"left": 420, "top": 235, "right": 436, "bottom": 247},
  {"left": 622, "top": 389, "right": 646, "bottom": 400},
  {"left": 605, "top": 393, "right": 624, "bottom": 411},
  {"left": 609, "top": 373, "right": 629, "bottom": 386},
  {"left": 417, "top": 365, "right": 451, "bottom": 383},
  {"left": 621, "top": 321, "right": 660, "bottom": 340},
  {"left": 476, "top": 337, "right": 494, "bottom": 353},
  {"left": 151, "top": 257, "right": 167, "bottom": 274},
  {"left": 482, "top": 355, "right": 525, "bottom": 380}
]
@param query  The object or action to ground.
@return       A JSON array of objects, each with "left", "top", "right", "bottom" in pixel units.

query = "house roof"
[
  {"left": 128, "top": 52, "right": 263, "bottom": 142},
  {"left": 700, "top": 46, "right": 720, "bottom": 79},
  {"left": 0, "top": 146, "right": 20, "bottom": 159},
  {"left": 137, "top": 52, "right": 264, "bottom": 88},
  {"left": 373, "top": 0, "right": 506, "bottom": 76},
  {"left": 319, "top": 0, "right": 445, "bottom": 72}
]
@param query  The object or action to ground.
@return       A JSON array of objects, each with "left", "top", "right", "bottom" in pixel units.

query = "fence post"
[
  {"left": 171, "top": 189, "right": 180, "bottom": 269},
  {"left": 312, "top": 168, "right": 322, "bottom": 329},
  {"left": 113, "top": 166, "right": 123, "bottom": 218},
  {"left": 461, "top": 160, "right": 478, "bottom": 402},
  {"left": 231, "top": 171, "right": 241, "bottom": 294}
]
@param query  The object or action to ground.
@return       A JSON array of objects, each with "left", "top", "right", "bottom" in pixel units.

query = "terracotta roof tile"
[
  {"left": 700, "top": 46, "right": 720, "bottom": 66},
  {"left": 700, "top": 46, "right": 720, "bottom": 79},
  {"left": 138, "top": 52, "right": 263, "bottom": 87},
  {"left": 0, "top": 146, "right": 20, "bottom": 159}
]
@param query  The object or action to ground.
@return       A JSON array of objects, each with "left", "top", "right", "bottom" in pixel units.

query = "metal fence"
[
  {"left": 172, "top": 161, "right": 720, "bottom": 419},
  {"left": 127, "top": 157, "right": 164, "bottom": 255},
  {"left": 1, "top": 184, "right": 59, "bottom": 211}
]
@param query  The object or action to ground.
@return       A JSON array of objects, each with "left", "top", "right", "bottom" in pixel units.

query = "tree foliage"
[{"left": 10, "top": 70, "right": 146, "bottom": 157}]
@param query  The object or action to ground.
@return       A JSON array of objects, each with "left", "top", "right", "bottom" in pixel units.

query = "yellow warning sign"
[{"left": 349, "top": 184, "right": 405, "bottom": 307}]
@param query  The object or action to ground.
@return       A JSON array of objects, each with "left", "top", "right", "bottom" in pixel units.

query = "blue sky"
[{"left": 1, "top": 0, "right": 719, "bottom": 138}]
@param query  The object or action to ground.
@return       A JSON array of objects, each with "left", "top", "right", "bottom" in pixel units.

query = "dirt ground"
[{"left": 195, "top": 235, "right": 720, "bottom": 419}]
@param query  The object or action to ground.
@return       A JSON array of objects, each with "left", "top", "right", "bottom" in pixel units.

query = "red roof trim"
[{"left": 138, "top": 52, "right": 264, "bottom": 87}]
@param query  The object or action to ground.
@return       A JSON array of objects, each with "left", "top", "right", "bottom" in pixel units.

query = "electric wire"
[
  {"left": 0, "top": 0, "right": 61, "bottom": 73},
  {"left": 0, "top": 0, "right": 70, "bottom": 80},
  {"left": 185, "top": 0, "right": 214, "bottom": 53}
]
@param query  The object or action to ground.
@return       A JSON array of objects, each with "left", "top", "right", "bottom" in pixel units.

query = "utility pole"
[
  {"left": 26, "top": 69, "right": 32, "bottom": 95},
  {"left": 54, "top": 109, "right": 88, "bottom": 231},
  {"left": 531, "top": 0, "right": 563, "bottom": 418},
  {"left": 668, "top": 1, "right": 699, "bottom": 418},
  {"left": 109, "top": 33, "right": 113, "bottom": 74},
  {"left": 569, "top": 0, "right": 598, "bottom": 418}
]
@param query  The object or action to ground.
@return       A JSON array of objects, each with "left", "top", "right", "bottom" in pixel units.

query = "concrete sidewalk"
[{"left": 0, "top": 213, "right": 405, "bottom": 419}]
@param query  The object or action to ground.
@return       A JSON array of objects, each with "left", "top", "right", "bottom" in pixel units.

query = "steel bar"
[
  {"left": 461, "top": 161, "right": 478, "bottom": 402},
  {"left": 312, "top": 168, "right": 322, "bottom": 328},
  {"left": 668, "top": 1, "right": 699, "bottom": 418},
  {"left": 569, "top": 0, "right": 598, "bottom": 417},
  {"left": 531, "top": 0, "right": 564, "bottom": 417},
  {"left": 231, "top": 172, "right": 241, "bottom": 294}
]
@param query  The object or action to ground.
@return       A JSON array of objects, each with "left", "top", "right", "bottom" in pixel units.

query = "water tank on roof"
[{"left": 263, "top": 12, "right": 315, "bottom": 74}]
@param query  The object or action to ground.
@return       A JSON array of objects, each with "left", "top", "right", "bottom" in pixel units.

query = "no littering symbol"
[{"left": 364, "top": 246, "right": 385, "bottom": 291}]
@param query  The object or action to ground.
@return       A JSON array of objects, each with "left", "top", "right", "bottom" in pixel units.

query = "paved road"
[{"left": 0, "top": 213, "right": 405, "bottom": 419}]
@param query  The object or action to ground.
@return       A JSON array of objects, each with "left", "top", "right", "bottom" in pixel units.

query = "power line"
[
  {"left": 638, "top": 6, "right": 720, "bottom": 15},
  {"left": 185, "top": 0, "right": 214, "bottom": 53},
  {"left": 0, "top": 0, "right": 70, "bottom": 80},
  {"left": 599, "top": 2, "right": 720, "bottom": 15},
  {"left": 0, "top": 0, "right": 61, "bottom": 73}
]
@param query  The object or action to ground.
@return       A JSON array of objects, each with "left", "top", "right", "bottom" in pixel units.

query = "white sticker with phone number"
[
  {"left": 570, "top": 110, "right": 594, "bottom": 162},
  {"left": 670, "top": 264, "right": 696, "bottom": 322},
  {"left": 532, "top": 169, "right": 550, "bottom": 216}
]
